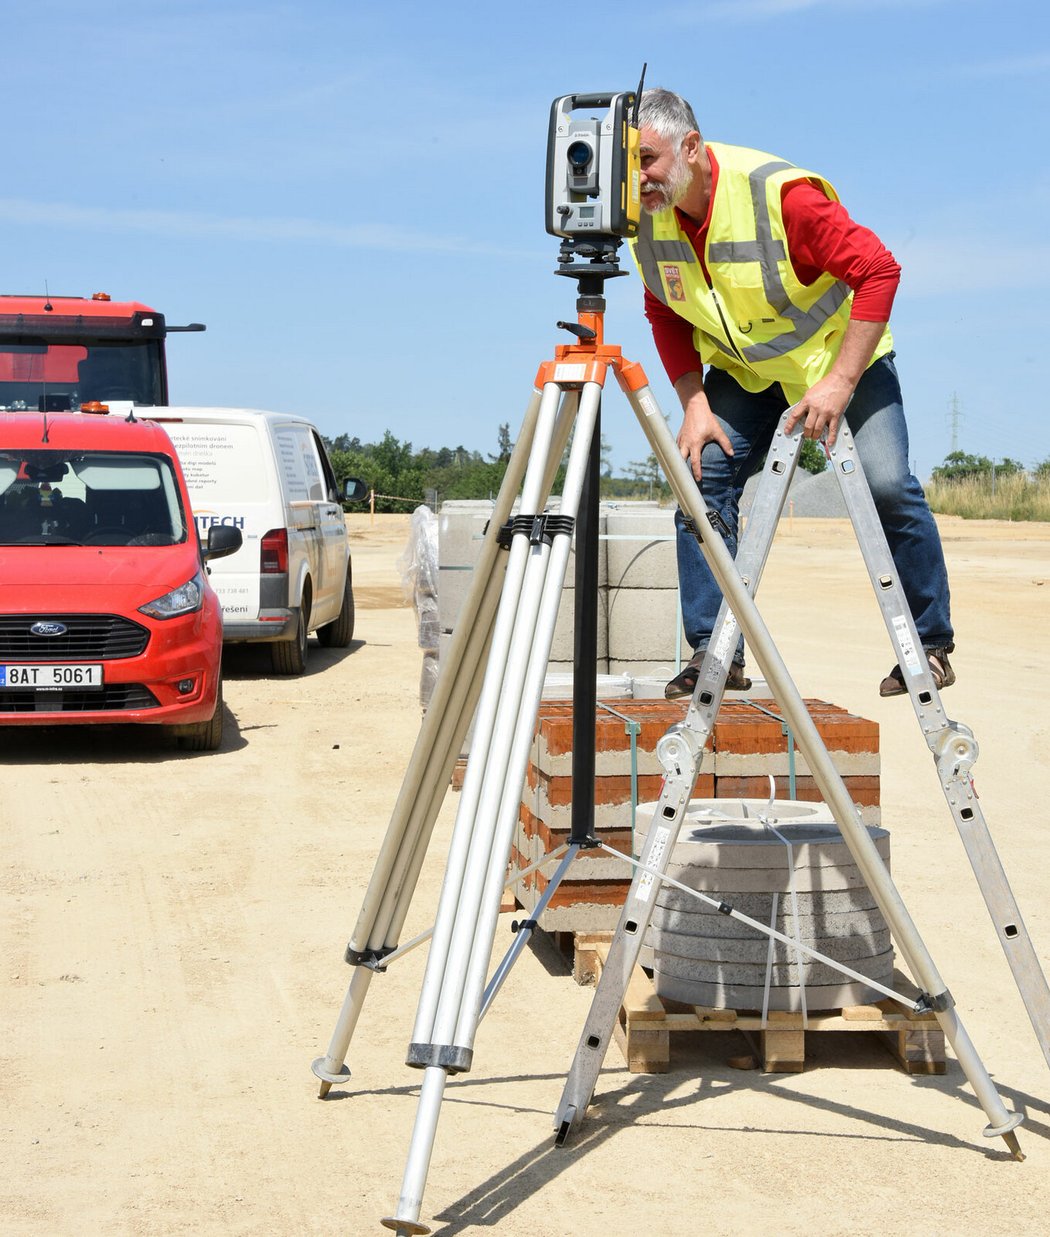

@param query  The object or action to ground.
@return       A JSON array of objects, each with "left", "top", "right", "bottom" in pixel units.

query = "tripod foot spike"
[
  {"left": 311, "top": 1057, "right": 351, "bottom": 1097},
  {"left": 1004, "top": 1133, "right": 1025, "bottom": 1162},
  {"left": 983, "top": 1112, "right": 1025, "bottom": 1160}
]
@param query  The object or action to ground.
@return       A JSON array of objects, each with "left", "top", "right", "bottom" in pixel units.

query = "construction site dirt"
[{"left": 3, "top": 511, "right": 1048, "bottom": 1236}]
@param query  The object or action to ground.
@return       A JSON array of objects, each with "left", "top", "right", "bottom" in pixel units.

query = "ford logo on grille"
[{"left": 30, "top": 621, "right": 68, "bottom": 637}]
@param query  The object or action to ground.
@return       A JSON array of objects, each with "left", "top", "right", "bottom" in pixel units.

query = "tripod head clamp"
[{"left": 553, "top": 234, "right": 629, "bottom": 320}]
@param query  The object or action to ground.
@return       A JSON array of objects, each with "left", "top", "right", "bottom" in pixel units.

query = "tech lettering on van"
[{"left": 193, "top": 511, "right": 247, "bottom": 531}]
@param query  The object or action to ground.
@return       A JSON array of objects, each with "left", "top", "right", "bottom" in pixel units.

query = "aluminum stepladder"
[
  {"left": 826, "top": 420, "right": 1050, "bottom": 1069},
  {"left": 553, "top": 399, "right": 1050, "bottom": 1151},
  {"left": 313, "top": 258, "right": 1026, "bottom": 1234}
]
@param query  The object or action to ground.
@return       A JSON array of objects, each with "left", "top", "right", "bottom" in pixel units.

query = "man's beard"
[{"left": 642, "top": 146, "right": 691, "bottom": 214}]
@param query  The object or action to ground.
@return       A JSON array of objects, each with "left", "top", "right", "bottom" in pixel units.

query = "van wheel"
[
  {"left": 176, "top": 681, "right": 225, "bottom": 753},
  {"left": 317, "top": 569, "right": 355, "bottom": 648},
  {"left": 272, "top": 591, "right": 311, "bottom": 675}
]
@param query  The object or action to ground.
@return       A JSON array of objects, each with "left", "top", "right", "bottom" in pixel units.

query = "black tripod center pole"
[
  {"left": 560, "top": 263, "right": 618, "bottom": 851},
  {"left": 570, "top": 396, "right": 601, "bottom": 847}
]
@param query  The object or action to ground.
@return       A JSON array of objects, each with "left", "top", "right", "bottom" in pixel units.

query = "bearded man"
[{"left": 630, "top": 88, "right": 954, "bottom": 700}]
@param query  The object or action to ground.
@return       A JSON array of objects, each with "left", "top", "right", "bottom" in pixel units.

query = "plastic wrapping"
[
  {"left": 398, "top": 506, "right": 440, "bottom": 709},
  {"left": 419, "top": 649, "right": 440, "bottom": 712}
]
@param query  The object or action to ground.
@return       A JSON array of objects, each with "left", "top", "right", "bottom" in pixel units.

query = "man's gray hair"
[{"left": 637, "top": 88, "right": 702, "bottom": 145}]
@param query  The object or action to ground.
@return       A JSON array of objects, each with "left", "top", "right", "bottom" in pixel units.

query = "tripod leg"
[
  {"left": 382, "top": 1067, "right": 446, "bottom": 1235},
  {"left": 360, "top": 374, "right": 575, "bottom": 956},
  {"left": 554, "top": 413, "right": 808, "bottom": 1136},
  {"left": 408, "top": 384, "right": 574, "bottom": 1045},
  {"left": 385, "top": 382, "right": 604, "bottom": 1234},
  {"left": 312, "top": 967, "right": 372, "bottom": 1094},
  {"left": 609, "top": 378, "right": 1023, "bottom": 1155},
  {"left": 312, "top": 392, "right": 545, "bottom": 1097},
  {"left": 349, "top": 390, "right": 543, "bottom": 953},
  {"left": 827, "top": 422, "right": 1050, "bottom": 1069},
  {"left": 412, "top": 382, "right": 594, "bottom": 1050}
]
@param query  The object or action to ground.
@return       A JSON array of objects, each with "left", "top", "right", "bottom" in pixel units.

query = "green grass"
[{"left": 925, "top": 472, "right": 1050, "bottom": 521}]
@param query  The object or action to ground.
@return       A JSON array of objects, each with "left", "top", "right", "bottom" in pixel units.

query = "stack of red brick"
[{"left": 511, "top": 697, "right": 879, "bottom": 934}]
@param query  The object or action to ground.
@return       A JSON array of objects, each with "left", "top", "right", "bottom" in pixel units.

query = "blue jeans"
[{"left": 675, "top": 354, "right": 953, "bottom": 663}]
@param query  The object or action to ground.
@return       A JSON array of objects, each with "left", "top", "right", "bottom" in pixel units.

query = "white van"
[{"left": 153, "top": 407, "right": 355, "bottom": 674}]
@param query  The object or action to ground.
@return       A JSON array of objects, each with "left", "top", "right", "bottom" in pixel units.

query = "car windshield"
[
  {"left": 0, "top": 339, "right": 165, "bottom": 411},
  {"left": 0, "top": 449, "right": 188, "bottom": 546}
]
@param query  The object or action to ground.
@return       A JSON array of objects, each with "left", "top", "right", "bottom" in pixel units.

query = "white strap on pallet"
[{"left": 760, "top": 777, "right": 809, "bottom": 1028}]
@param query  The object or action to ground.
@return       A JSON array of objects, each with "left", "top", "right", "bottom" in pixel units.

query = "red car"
[{"left": 0, "top": 409, "right": 240, "bottom": 750}]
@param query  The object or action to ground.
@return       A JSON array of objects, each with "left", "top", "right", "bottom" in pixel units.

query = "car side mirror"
[
  {"left": 343, "top": 477, "right": 369, "bottom": 503},
  {"left": 203, "top": 524, "right": 243, "bottom": 561}
]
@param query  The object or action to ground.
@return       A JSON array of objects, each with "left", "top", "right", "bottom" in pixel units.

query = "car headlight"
[{"left": 139, "top": 572, "right": 205, "bottom": 620}]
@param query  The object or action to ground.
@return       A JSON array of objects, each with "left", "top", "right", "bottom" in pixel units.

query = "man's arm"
[
  {"left": 780, "top": 180, "right": 900, "bottom": 446},
  {"left": 784, "top": 317, "right": 887, "bottom": 446},
  {"left": 674, "top": 370, "right": 734, "bottom": 482}
]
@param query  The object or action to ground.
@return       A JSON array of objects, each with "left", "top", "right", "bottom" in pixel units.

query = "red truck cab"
[
  {"left": 0, "top": 408, "right": 240, "bottom": 750},
  {"left": 0, "top": 290, "right": 203, "bottom": 412}
]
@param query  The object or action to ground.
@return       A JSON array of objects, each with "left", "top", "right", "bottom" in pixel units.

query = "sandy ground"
[{"left": 3, "top": 510, "right": 1049, "bottom": 1236}]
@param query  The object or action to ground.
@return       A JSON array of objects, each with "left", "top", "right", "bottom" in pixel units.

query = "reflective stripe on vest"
[{"left": 712, "top": 158, "right": 850, "bottom": 363}]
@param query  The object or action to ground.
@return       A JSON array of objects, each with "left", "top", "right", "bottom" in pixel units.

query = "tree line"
[
  {"left": 324, "top": 425, "right": 830, "bottom": 513},
  {"left": 930, "top": 451, "right": 1050, "bottom": 482}
]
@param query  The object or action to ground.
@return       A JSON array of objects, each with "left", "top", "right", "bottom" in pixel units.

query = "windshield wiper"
[{"left": 4, "top": 536, "right": 84, "bottom": 546}]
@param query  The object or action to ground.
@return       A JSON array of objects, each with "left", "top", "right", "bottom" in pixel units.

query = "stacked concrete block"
[
  {"left": 544, "top": 582, "right": 610, "bottom": 673},
  {"left": 437, "top": 499, "right": 609, "bottom": 676},
  {"left": 605, "top": 507, "right": 689, "bottom": 677},
  {"left": 632, "top": 803, "right": 894, "bottom": 1011},
  {"left": 512, "top": 696, "right": 880, "bottom": 935}
]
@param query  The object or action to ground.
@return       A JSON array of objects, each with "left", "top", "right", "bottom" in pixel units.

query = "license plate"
[{"left": 0, "top": 663, "right": 104, "bottom": 689}]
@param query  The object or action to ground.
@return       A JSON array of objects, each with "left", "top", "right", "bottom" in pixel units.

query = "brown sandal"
[
  {"left": 879, "top": 645, "right": 956, "bottom": 697},
  {"left": 665, "top": 656, "right": 752, "bottom": 700}
]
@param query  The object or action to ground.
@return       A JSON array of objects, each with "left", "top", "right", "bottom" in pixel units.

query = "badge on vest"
[{"left": 662, "top": 264, "right": 686, "bottom": 302}]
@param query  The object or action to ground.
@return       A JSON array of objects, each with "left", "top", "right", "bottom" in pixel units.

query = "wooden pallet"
[{"left": 574, "top": 935, "right": 946, "bottom": 1076}]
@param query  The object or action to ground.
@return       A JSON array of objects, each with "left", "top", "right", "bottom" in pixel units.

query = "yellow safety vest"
[{"left": 629, "top": 142, "right": 893, "bottom": 401}]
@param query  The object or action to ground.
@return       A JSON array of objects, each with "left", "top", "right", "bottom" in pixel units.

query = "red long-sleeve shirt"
[{"left": 644, "top": 147, "right": 901, "bottom": 386}]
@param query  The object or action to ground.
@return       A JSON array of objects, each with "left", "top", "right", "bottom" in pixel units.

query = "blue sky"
[{"left": 5, "top": 0, "right": 1048, "bottom": 480}]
